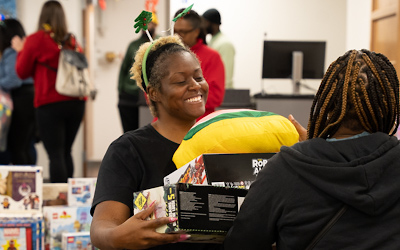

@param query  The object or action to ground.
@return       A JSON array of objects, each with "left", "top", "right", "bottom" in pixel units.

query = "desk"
[{"left": 254, "top": 94, "right": 314, "bottom": 127}]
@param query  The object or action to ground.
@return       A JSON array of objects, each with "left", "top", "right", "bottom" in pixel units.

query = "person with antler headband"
[{"left": 90, "top": 9, "right": 221, "bottom": 250}]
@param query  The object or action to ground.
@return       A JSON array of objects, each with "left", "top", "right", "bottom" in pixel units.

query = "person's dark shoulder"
[
  {"left": 130, "top": 36, "right": 148, "bottom": 47},
  {"left": 110, "top": 124, "right": 152, "bottom": 145}
]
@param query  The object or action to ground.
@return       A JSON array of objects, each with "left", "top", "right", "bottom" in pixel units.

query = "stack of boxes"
[
  {"left": 43, "top": 177, "right": 96, "bottom": 250},
  {"left": 0, "top": 165, "right": 97, "bottom": 249},
  {"left": 0, "top": 166, "right": 44, "bottom": 249}
]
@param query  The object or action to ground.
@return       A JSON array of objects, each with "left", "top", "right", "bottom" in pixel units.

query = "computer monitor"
[{"left": 262, "top": 40, "right": 326, "bottom": 94}]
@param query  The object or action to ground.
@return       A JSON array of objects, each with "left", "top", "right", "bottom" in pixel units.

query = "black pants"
[
  {"left": 118, "top": 92, "right": 139, "bottom": 133},
  {"left": 118, "top": 105, "right": 139, "bottom": 133},
  {"left": 7, "top": 84, "right": 36, "bottom": 165},
  {"left": 36, "top": 100, "right": 85, "bottom": 183}
]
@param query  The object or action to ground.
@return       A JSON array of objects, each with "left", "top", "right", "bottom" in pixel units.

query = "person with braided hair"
[
  {"left": 224, "top": 49, "right": 400, "bottom": 250},
  {"left": 90, "top": 35, "right": 221, "bottom": 250}
]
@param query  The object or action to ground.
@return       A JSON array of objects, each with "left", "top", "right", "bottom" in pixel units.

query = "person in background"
[
  {"left": 202, "top": 8, "right": 235, "bottom": 89},
  {"left": 174, "top": 8, "right": 225, "bottom": 120},
  {"left": 224, "top": 49, "right": 400, "bottom": 249},
  {"left": 0, "top": 18, "right": 36, "bottom": 165},
  {"left": 118, "top": 12, "right": 159, "bottom": 133},
  {"left": 90, "top": 35, "right": 221, "bottom": 250},
  {"left": 13, "top": 0, "right": 85, "bottom": 183}
]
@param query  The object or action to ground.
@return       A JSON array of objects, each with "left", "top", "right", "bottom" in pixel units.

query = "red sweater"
[
  {"left": 16, "top": 30, "right": 85, "bottom": 108},
  {"left": 191, "top": 39, "right": 225, "bottom": 121}
]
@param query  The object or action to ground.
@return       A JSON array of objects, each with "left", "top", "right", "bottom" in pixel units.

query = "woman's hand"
[
  {"left": 11, "top": 35, "right": 25, "bottom": 52},
  {"left": 288, "top": 114, "right": 307, "bottom": 142},
  {"left": 91, "top": 200, "right": 190, "bottom": 249},
  {"left": 118, "top": 202, "right": 190, "bottom": 249}
]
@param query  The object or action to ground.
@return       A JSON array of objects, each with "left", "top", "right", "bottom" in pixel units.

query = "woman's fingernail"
[
  {"left": 149, "top": 200, "right": 156, "bottom": 207},
  {"left": 169, "top": 217, "right": 178, "bottom": 223},
  {"left": 178, "top": 234, "right": 191, "bottom": 242}
]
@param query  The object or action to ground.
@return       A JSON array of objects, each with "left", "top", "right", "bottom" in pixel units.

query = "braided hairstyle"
[
  {"left": 130, "top": 35, "right": 198, "bottom": 117},
  {"left": 307, "top": 49, "right": 400, "bottom": 139}
]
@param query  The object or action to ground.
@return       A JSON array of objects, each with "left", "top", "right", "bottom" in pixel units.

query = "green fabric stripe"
[{"left": 183, "top": 110, "right": 278, "bottom": 140}]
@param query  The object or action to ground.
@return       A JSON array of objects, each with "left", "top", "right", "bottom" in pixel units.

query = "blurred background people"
[
  {"left": 203, "top": 8, "right": 235, "bottom": 89},
  {"left": 118, "top": 12, "right": 159, "bottom": 133},
  {"left": 174, "top": 8, "right": 225, "bottom": 120},
  {"left": 14, "top": 1, "right": 86, "bottom": 183},
  {"left": 0, "top": 18, "right": 36, "bottom": 165}
]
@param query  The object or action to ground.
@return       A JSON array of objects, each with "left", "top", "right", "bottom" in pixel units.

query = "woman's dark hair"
[
  {"left": 174, "top": 8, "right": 207, "bottom": 45},
  {"left": 0, "top": 19, "right": 26, "bottom": 55},
  {"left": 37, "top": 0, "right": 68, "bottom": 44},
  {"left": 308, "top": 49, "right": 400, "bottom": 139}
]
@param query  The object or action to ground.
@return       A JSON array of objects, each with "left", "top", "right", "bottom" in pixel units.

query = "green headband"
[
  {"left": 134, "top": 4, "right": 194, "bottom": 87},
  {"left": 142, "top": 42, "right": 155, "bottom": 87}
]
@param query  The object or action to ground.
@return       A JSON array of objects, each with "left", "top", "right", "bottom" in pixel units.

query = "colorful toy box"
[
  {"left": 133, "top": 183, "right": 248, "bottom": 243},
  {"left": 0, "top": 166, "right": 43, "bottom": 214},
  {"left": 67, "top": 178, "right": 96, "bottom": 207},
  {"left": 43, "top": 206, "right": 92, "bottom": 250},
  {"left": 62, "top": 232, "right": 96, "bottom": 250},
  {"left": 164, "top": 153, "right": 275, "bottom": 189},
  {"left": 0, "top": 214, "right": 44, "bottom": 250}
]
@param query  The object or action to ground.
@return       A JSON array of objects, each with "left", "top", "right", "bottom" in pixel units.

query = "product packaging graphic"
[
  {"left": 133, "top": 183, "right": 248, "bottom": 243},
  {"left": 43, "top": 206, "right": 91, "bottom": 250},
  {"left": 67, "top": 178, "right": 97, "bottom": 206},
  {"left": 0, "top": 166, "right": 43, "bottom": 214},
  {"left": 164, "top": 153, "right": 275, "bottom": 189}
]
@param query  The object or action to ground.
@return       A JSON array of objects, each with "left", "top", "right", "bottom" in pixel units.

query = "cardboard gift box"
[
  {"left": 133, "top": 183, "right": 248, "bottom": 243},
  {"left": 164, "top": 153, "right": 275, "bottom": 189},
  {"left": 0, "top": 166, "right": 43, "bottom": 214}
]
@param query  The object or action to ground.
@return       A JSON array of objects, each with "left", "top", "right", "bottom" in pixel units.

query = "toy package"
[
  {"left": 133, "top": 183, "right": 248, "bottom": 243},
  {"left": 0, "top": 214, "right": 44, "bottom": 250},
  {"left": 67, "top": 178, "right": 96, "bottom": 207},
  {"left": 0, "top": 166, "right": 43, "bottom": 214},
  {"left": 0, "top": 227, "right": 31, "bottom": 250},
  {"left": 43, "top": 183, "right": 68, "bottom": 206},
  {"left": 62, "top": 232, "right": 97, "bottom": 250},
  {"left": 164, "top": 153, "right": 275, "bottom": 189},
  {"left": 43, "top": 206, "right": 92, "bottom": 250}
]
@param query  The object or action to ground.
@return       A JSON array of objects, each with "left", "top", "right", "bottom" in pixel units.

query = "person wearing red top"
[
  {"left": 13, "top": 1, "right": 85, "bottom": 183},
  {"left": 174, "top": 8, "right": 225, "bottom": 121}
]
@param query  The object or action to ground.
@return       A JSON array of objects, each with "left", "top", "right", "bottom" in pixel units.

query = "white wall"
[
  {"left": 13, "top": 0, "right": 373, "bottom": 172},
  {"left": 16, "top": 0, "right": 85, "bottom": 180},
  {"left": 171, "top": 0, "right": 349, "bottom": 95},
  {"left": 346, "top": 0, "right": 371, "bottom": 51}
]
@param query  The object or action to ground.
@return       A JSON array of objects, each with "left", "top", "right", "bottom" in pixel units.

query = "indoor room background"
[{"left": 13, "top": 0, "right": 371, "bottom": 179}]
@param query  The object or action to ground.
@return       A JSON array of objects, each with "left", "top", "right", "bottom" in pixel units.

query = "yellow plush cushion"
[{"left": 173, "top": 109, "right": 299, "bottom": 169}]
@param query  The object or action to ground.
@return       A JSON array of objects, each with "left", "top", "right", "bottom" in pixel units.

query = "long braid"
[
  {"left": 308, "top": 49, "right": 400, "bottom": 139},
  {"left": 316, "top": 51, "right": 356, "bottom": 138}
]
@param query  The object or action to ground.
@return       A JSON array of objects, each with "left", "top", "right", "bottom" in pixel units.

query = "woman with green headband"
[{"left": 90, "top": 35, "right": 220, "bottom": 250}]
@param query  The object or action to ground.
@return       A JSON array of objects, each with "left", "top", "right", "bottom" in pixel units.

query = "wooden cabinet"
[{"left": 371, "top": 0, "right": 400, "bottom": 73}]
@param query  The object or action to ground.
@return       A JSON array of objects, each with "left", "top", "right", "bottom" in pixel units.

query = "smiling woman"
[{"left": 90, "top": 35, "right": 221, "bottom": 250}]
